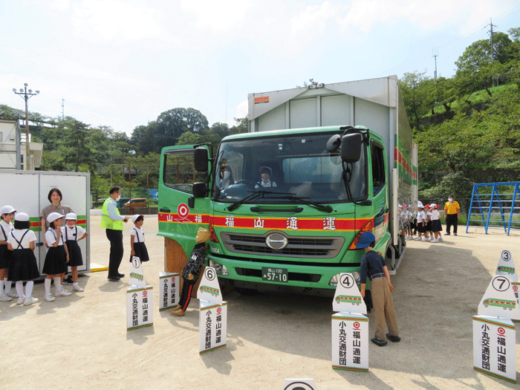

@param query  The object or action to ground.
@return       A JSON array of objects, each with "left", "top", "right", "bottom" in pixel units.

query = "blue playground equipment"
[{"left": 466, "top": 182, "right": 520, "bottom": 235}]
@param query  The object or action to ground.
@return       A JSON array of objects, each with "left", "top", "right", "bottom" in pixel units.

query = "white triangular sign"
[
  {"left": 332, "top": 273, "right": 367, "bottom": 314},
  {"left": 281, "top": 379, "right": 317, "bottom": 390},
  {"left": 478, "top": 275, "right": 520, "bottom": 321},
  {"left": 129, "top": 256, "right": 146, "bottom": 288},
  {"left": 197, "top": 267, "right": 222, "bottom": 305},
  {"left": 495, "top": 250, "right": 517, "bottom": 282}
]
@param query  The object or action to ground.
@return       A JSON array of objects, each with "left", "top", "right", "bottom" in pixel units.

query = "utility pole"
[
  {"left": 488, "top": 18, "right": 498, "bottom": 87},
  {"left": 62, "top": 99, "right": 65, "bottom": 120},
  {"left": 12, "top": 83, "right": 39, "bottom": 170},
  {"left": 432, "top": 48, "right": 439, "bottom": 79}
]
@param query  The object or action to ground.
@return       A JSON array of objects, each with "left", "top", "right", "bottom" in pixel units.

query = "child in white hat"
[
  {"left": 130, "top": 215, "right": 149, "bottom": 263},
  {"left": 415, "top": 202, "right": 426, "bottom": 241},
  {"left": 430, "top": 204, "right": 443, "bottom": 242},
  {"left": 0, "top": 205, "right": 16, "bottom": 301},
  {"left": 63, "top": 213, "right": 88, "bottom": 292},
  {"left": 43, "top": 212, "right": 71, "bottom": 301},
  {"left": 7, "top": 212, "right": 40, "bottom": 305}
]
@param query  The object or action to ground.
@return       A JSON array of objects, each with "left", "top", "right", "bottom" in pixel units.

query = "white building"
[{"left": 0, "top": 118, "right": 43, "bottom": 170}]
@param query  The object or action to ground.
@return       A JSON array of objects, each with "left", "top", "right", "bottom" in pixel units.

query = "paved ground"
[{"left": 1, "top": 215, "right": 519, "bottom": 389}]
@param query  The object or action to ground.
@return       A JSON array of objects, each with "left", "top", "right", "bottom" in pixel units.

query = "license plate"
[{"left": 262, "top": 267, "right": 288, "bottom": 283}]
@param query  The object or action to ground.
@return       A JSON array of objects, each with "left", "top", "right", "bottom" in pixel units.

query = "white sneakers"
[
  {"left": 45, "top": 294, "right": 55, "bottom": 302},
  {"left": 0, "top": 294, "right": 13, "bottom": 302},
  {"left": 7, "top": 291, "right": 18, "bottom": 298},
  {"left": 23, "top": 297, "right": 38, "bottom": 306},
  {"left": 432, "top": 239, "right": 439, "bottom": 243},
  {"left": 439, "top": 236, "right": 443, "bottom": 241},
  {"left": 56, "top": 289, "right": 72, "bottom": 297},
  {"left": 72, "top": 285, "right": 84, "bottom": 292},
  {"left": 16, "top": 296, "right": 25, "bottom": 305},
  {"left": 422, "top": 237, "right": 427, "bottom": 241},
  {"left": 415, "top": 236, "right": 422, "bottom": 241}
]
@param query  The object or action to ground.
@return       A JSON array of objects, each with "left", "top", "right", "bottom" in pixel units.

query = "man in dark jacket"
[{"left": 171, "top": 227, "right": 210, "bottom": 316}]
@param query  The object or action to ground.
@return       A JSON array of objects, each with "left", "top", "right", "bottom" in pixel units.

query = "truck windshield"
[{"left": 212, "top": 131, "right": 366, "bottom": 204}]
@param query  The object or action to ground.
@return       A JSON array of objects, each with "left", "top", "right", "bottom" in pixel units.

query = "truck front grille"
[{"left": 220, "top": 232, "right": 344, "bottom": 259}]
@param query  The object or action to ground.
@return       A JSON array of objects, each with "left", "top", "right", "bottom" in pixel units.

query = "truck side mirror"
[
  {"left": 341, "top": 133, "right": 362, "bottom": 163},
  {"left": 194, "top": 147, "right": 209, "bottom": 172},
  {"left": 193, "top": 182, "right": 207, "bottom": 198}
]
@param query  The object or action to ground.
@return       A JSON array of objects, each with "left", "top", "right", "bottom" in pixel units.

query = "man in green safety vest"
[{"left": 101, "top": 186, "right": 129, "bottom": 281}]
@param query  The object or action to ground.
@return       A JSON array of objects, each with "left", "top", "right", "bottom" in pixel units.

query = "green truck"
[{"left": 158, "top": 76, "right": 417, "bottom": 295}]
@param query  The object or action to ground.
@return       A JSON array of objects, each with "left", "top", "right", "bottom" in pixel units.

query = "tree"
[
  {"left": 399, "top": 71, "right": 431, "bottom": 130},
  {"left": 229, "top": 117, "right": 248, "bottom": 134},
  {"left": 60, "top": 118, "right": 99, "bottom": 172},
  {"left": 130, "top": 108, "right": 209, "bottom": 155},
  {"left": 455, "top": 33, "right": 513, "bottom": 96},
  {"left": 509, "top": 27, "right": 520, "bottom": 42},
  {"left": 208, "top": 122, "right": 229, "bottom": 138},
  {"left": 177, "top": 131, "right": 204, "bottom": 145}
]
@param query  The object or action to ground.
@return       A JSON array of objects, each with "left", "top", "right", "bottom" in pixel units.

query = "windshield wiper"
[
  {"left": 283, "top": 195, "right": 333, "bottom": 213},
  {"left": 227, "top": 190, "right": 280, "bottom": 212}
]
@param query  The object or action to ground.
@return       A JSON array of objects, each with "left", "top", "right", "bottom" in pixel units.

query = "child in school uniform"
[
  {"left": 357, "top": 231, "right": 400, "bottom": 346},
  {"left": 425, "top": 204, "right": 433, "bottom": 241},
  {"left": 0, "top": 205, "right": 16, "bottom": 301},
  {"left": 63, "top": 213, "right": 88, "bottom": 292},
  {"left": 7, "top": 213, "right": 40, "bottom": 305},
  {"left": 43, "top": 212, "right": 71, "bottom": 302},
  {"left": 402, "top": 205, "right": 414, "bottom": 240},
  {"left": 130, "top": 215, "right": 149, "bottom": 263},
  {"left": 430, "top": 204, "right": 443, "bottom": 242},
  {"left": 415, "top": 202, "right": 427, "bottom": 241}
]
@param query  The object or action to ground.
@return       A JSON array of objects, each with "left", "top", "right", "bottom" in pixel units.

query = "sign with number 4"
[{"left": 332, "top": 273, "right": 367, "bottom": 314}]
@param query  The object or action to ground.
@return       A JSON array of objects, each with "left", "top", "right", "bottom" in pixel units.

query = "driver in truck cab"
[{"left": 255, "top": 166, "right": 277, "bottom": 188}]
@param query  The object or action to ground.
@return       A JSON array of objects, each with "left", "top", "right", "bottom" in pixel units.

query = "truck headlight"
[
  {"left": 329, "top": 272, "right": 361, "bottom": 287},
  {"left": 209, "top": 260, "right": 229, "bottom": 276}
]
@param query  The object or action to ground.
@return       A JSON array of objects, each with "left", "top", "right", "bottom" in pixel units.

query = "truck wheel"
[
  {"left": 236, "top": 287, "right": 258, "bottom": 296},
  {"left": 484, "top": 304, "right": 488, "bottom": 308}
]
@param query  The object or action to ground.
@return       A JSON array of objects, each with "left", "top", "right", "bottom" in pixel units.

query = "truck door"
[
  {"left": 158, "top": 145, "right": 211, "bottom": 258},
  {"left": 370, "top": 140, "right": 389, "bottom": 243}
]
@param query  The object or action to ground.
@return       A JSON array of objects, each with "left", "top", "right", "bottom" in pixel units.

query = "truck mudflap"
[{"left": 386, "top": 234, "right": 407, "bottom": 275}]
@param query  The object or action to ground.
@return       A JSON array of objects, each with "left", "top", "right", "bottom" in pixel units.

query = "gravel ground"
[{"left": 1, "top": 215, "right": 519, "bottom": 389}]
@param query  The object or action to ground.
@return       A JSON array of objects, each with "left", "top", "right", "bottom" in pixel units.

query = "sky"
[{"left": 1, "top": 0, "right": 519, "bottom": 136}]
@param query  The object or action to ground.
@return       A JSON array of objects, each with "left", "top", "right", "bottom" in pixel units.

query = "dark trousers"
[
  {"left": 106, "top": 229, "right": 124, "bottom": 277},
  {"left": 179, "top": 277, "right": 197, "bottom": 311},
  {"left": 446, "top": 214, "right": 458, "bottom": 234}
]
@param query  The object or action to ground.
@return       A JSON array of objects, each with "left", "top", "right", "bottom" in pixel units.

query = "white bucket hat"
[
  {"left": 131, "top": 214, "right": 144, "bottom": 223},
  {"left": 47, "top": 212, "right": 64, "bottom": 223},
  {"left": 14, "top": 212, "right": 29, "bottom": 222},
  {"left": 65, "top": 213, "right": 77, "bottom": 220}
]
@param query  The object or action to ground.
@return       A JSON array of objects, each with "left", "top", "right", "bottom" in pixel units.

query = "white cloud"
[
  {"left": 290, "top": 1, "right": 344, "bottom": 37},
  {"left": 72, "top": 0, "right": 161, "bottom": 42},
  {"left": 290, "top": 0, "right": 517, "bottom": 38},
  {"left": 50, "top": 0, "right": 69, "bottom": 10},
  {"left": 236, "top": 99, "right": 248, "bottom": 119},
  {"left": 180, "top": 0, "right": 252, "bottom": 32}
]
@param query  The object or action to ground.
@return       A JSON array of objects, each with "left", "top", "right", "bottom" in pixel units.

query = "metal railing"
[{"left": 466, "top": 182, "right": 520, "bottom": 236}]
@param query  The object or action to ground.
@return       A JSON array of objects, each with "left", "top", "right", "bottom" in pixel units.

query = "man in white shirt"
[{"left": 255, "top": 166, "right": 277, "bottom": 189}]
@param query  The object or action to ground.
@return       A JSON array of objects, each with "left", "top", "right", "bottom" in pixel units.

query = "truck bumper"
[{"left": 207, "top": 253, "right": 361, "bottom": 293}]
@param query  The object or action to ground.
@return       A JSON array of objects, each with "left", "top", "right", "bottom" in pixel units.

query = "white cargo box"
[{"left": 0, "top": 170, "right": 90, "bottom": 275}]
